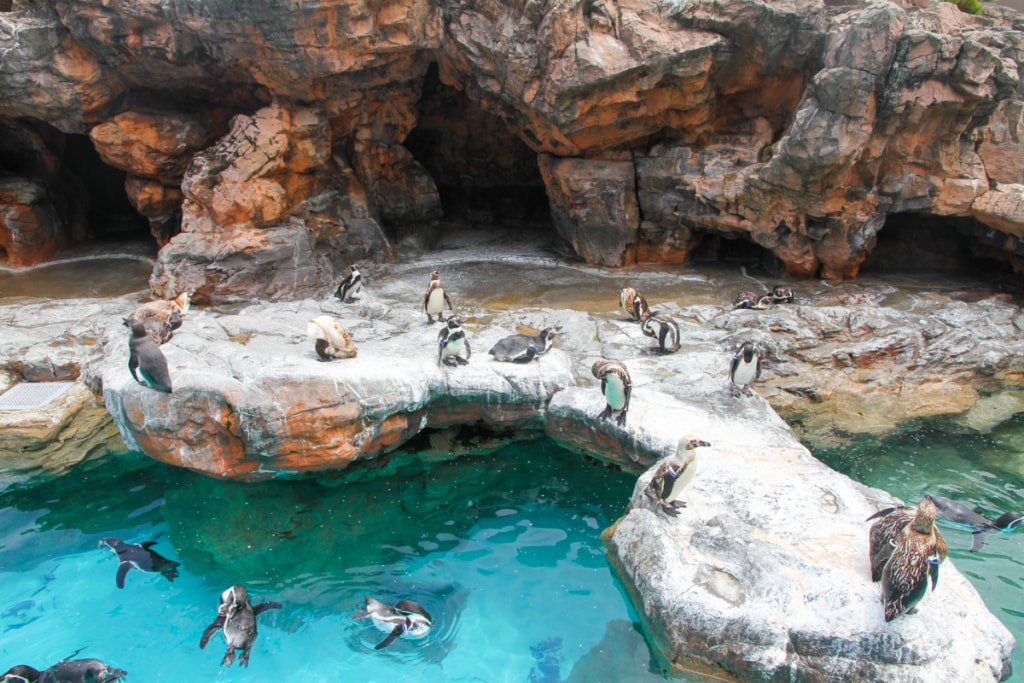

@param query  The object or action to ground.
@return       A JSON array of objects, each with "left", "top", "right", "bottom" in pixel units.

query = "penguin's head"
[
  {"left": 98, "top": 538, "right": 118, "bottom": 551},
  {"left": 2, "top": 665, "right": 40, "bottom": 683},
  {"left": 446, "top": 316, "right": 462, "bottom": 330},
  {"left": 429, "top": 270, "right": 440, "bottom": 281},
  {"left": 542, "top": 326, "right": 562, "bottom": 341},
  {"left": 682, "top": 438, "right": 711, "bottom": 450},
  {"left": 350, "top": 264, "right": 359, "bottom": 273},
  {"left": 219, "top": 585, "right": 250, "bottom": 615},
  {"left": 995, "top": 511, "right": 1024, "bottom": 530}
]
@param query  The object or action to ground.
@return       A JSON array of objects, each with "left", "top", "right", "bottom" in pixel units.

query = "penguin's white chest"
[
  {"left": 348, "top": 280, "right": 362, "bottom": 296},
  {"left": 662, "top": 456, "right": 696, "bottom": 502},
  {"left": 604, "top": 376, "right": 628, "bottom": 410},
  {"left": 443, "top": 334, "right": 466, "bottom": 357},
  {"left": 732, "top": 358, "right": 758, "bottom": 386},
  {"left": 427, "top": 288, "right": 446, "bottom": 314}
]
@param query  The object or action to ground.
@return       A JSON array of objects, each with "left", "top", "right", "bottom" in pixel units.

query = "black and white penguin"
[
  {"left": 925, "top": 494, "right": 1023, "bottom": 552},
  {"left": 877, "top": 497, "right": 949, "bottom": 621},
  {"left": 1, "top": 665, "right": 39, "bottom": 683},
  {"left": 199, "top": 585, "right": 283, "bottom": 668},
  {"left": 424, "top": 270, "right": 454, "bottom": 323},
  {"left": 37, "top": 659, "right": 126, "bottom": 683},
  {"left": 354, "top": 596, "right": 433, "bottom": 650},
  {"left": 98, "top": 537, "right": 180, "bottom": 589},
  {"left": 619, "top": 287, "right": 650, "bottom": 322},
  {"left": 732, "top": 291, "right": 771, "bottom": 310},
  {"left": 488, "top": 326, "right": 561, "bottom": 363},
  {"left": 438, "top": 316, "right": 471, "bottom": 366},
  {"left": 127, "top": 320, "right": 172, "bottom": 393},
  {"left": 729, "top": 341, "right": 762, "bottom": 397},
  {"left": 334, "top": 264, "right": 362, "bottom": 302},
  {"left": 640, "top": 313, "right": 681, "bottom": 353},
  {"left": 306, "top": 315, "right": 358, "bottom": 361},
  {"left": 591, "top": 359, "right": 631, "bottom": 426},
  {"left": 646, "top": 438, "right": 710, "bottom": 516},
  {"left": 770, "top": 285, "right": 795, "bottom": 304}
]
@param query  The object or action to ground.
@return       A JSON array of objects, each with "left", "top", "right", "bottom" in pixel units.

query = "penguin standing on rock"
[
  {"left": 729, "top": 341, "right": 762, "bottom": 397},
  {"left": 99, "top": 537, "right": 180, "bottom": 588},
  {"left": 640, "top": 313, "right": 681, "bottom": 353},
  {"left": 646, "top": 438, "right": 710, "bottom": 516},
  {"left": 126, "top": 320, "right": 172, "bottom": 393},
  {"left": 306, "top": 315, "right": 358, "bottom": 361},
  {"left": 591, "top": 359, "right": 631, "bottom": 426},
  {"left": 354, "top": 596, "right": 433, "bottom": 650},
  {"left": 872, "top": 497, "right": 949, "bottom": 621},
  {"left": 200, "top": 585, "right": 283, "bottom": 668},
  {"left": 37, "top": 660, "right": 126, "bottom": 683},
  {"left": 770, "top": 285, "right": 795, "bottom": 304},
  {"left": 334, "top": 264, "right": 362, "bottom": 302},
  {"left": 424, "top": 270, "right": 454, "bottom": 323},
  {"left": 620, "top": 287, "right": 650, "bottom": 322},
  {"left": 438, "top": 316, "right": 471, "bottom": 366},
  {"left": 488, "top": 326, "right": 561, "bottom": 363}
]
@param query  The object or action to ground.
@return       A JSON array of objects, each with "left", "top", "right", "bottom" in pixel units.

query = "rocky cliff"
[{"left": 2, "top": 0, "right": 1024, "bottom": 300}]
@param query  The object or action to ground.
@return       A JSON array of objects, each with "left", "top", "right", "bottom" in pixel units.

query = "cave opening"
[
  {"left": 404, "top": 64, "right": 551, "bottom": 236},
  {"left": 861, "top": 212, "right": 1022, "bottom": 286},
  {"left": 689, "top": 231, "right": 784, "bottom": 273},
  {"left": 63, "top": 134, "right": 151, "bottom": 245}
]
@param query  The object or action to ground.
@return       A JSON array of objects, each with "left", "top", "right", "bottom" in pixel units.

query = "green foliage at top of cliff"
[{"left": 948, "top": 0, "right": 986, "bottom": 14}]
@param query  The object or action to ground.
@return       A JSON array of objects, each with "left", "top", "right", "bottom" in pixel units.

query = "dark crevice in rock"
[{"left": 63, "top": 134, "right": 150, "bottom": 244}]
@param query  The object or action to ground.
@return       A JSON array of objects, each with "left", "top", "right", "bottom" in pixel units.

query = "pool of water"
[
  {"left": 0, "top": 257, "right": 153, "bottom": 301},
  {"left": 0, "top": 438, "right": 670, "bottom": 682},
  {"left": 818, "top": 415, "right": 1024, "bottom": 677}
]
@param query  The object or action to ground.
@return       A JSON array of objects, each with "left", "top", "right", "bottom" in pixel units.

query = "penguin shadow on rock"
[
  {"left": 926, "top": 494, "right": 1023, "bottom": 552},
  {"left": 98, "top": 537, "right": 180, "bottom": 589}
]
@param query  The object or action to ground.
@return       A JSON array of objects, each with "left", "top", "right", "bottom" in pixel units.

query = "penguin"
[
  {"left": 123, "top": 315, "right": 172, "bottom": 345},
  {"left": 867, "top": 505, "right": 917, "bottom": 582},
  {"left": 424, "top": 270, "right": 454, "bottom": 323},
  {"left": 879, "top": 497, "right": 949, "bottom": 621},
  {"left": 488, "top": 326, "right": 561, "bottom": 363},
  {"left": 98, "top": 537, "right": 180, "bottom": 589},
  {"left": 732, "top": 291, "right": 771, "bottom": 310},
  {"left": 334, "top": 264, "right": 362, "bottom": 302},
  {"left": 640, "top": 313, "right": 681, "bottom": 353},
  {"left": 353, "top": 596, "right": 432, "bottom": 650},
  {"left": 770, "top": 285, "right": 795, "bottom": 304},
  {"left": 925, "top": 494, "right": 1023, "bottom": 552},
  {"left": 729, "top": 341, "right": 762, "bottom": 397},
  {"left": 199, "top": 585, "right": 283, "bottom": 668},
  {"left": 127, "top": 320, "right": 172, "bottom": 393},
  {"left": 1, "top": 666, "right": 39, "bottom": 683},
  {"left": 619, "top": 287, "right": 650, "bottom": 322},
  {"left": 306, "top": 315, "right": 358, "bottom": 361},
  {"left": 131, "top": 290, "right": 192, "bottom": 328},
  {"left": 646, "top": 438, "right": 710, "bottom": 516},
  {"left": 438, "top": 316, "right": 471, "bottom": 366},
  {"left": 37, "top": 660, "right": 126, "bottom": 683},
  {"left": 591, "top": 359, "right": 631, "bottom": 426}
]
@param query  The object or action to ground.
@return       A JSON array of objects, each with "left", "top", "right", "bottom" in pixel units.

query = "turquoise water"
[
  {"left": 0, "top": 439, "right": 667, "bottom": 682},
  {"left": 819, "top": 415, "right": 1024, "bottom": 677}
]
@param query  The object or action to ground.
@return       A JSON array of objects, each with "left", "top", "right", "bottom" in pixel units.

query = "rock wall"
[{"left": 2, "top": 0, "right": 1024, "bottom": 295}]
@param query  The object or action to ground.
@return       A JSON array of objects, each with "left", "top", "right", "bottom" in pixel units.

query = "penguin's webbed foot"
[
  {"left": 659, "top": 502, "right": 685, "bottom": 517},
  {"left": 730, "top": 384, "right": 740, "bottom": 397},
  {"left": 598, "top": 405, "right": 613, "bottom": 422},
  {"left": 743, "top": 386, "right": 754, "bottom": 397},
  {"left": 239, "top": 649, "right": 251, "bottom": 668},
  {"left": 615, "top": 410, "right": 627, "bottom": 426},
  {"left": 426, "top": 315, "right": 436, "bottom": 324},
  {"left": 455, "top": 356, "right": 470, "bottom": 365},
  {"left": 222, "top": 650, "right": 237, "bottom": 667}
]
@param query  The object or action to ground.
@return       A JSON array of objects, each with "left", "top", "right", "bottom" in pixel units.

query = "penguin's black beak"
[{"left": 686, "top": 439, "right": 711, "bottom": 449}]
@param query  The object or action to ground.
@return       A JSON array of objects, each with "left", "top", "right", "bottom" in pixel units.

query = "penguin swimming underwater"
[
  {"left": 200, "top": 585, "right": 283, "bottom": 668},
  {"left": 729, "top": 341, "right": 762, "bottom": 397},
  {"left": 354, "top": 596, "right": 433, "bottom": 650},
  {"left": 127, "top": 320, "right": 172, "bottom": 393},
  {"left": 877, "top": 497, "right": 949, "bottom": 621},
  {"left": 770, "top": 285, "right": 795, "bottom": 304},
  {"left": 99, "top": 537, "right": 180, "bottom": 589},
  {"left": 646, "top": 438, "right": 710, "bottom": 516},
  {"left": 640, "top": 313, "right": 681, "bottom": 353},
  {"left": 424, "top": 270, "right": 454, "bottom": 323},
  {"left": 306, "top": 315, "right": 358, "bottom": 361},
  {"left": 36, "top": 659, "right": 125, "bottom": 683},
  {"left": 334, "top": 264, "right": 362, "bottom": 302},
  {"left": 620, "top": 287, "right": 650, "bottom": 322},
  {"left": 438, "top": 316, "right": 471, "bottom": 366},
  {"left": 732, "top": 291, "right": 771, "bottom": 310},
  {"left": 925, "top": 494, "right": 1023, "bottom": 552},
  {"left": 1, "top": 665, "right": 39, "bottom": 682},
  {"left": 591, "top": 359, "right": 631, "bottom": 426},
  {"left": 488, "top": 326, "right": 561, "bottom": 363}
]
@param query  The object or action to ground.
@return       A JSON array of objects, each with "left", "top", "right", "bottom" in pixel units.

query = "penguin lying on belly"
[{"left": 488, "top": 326, "right": 561, "bottom": 363}]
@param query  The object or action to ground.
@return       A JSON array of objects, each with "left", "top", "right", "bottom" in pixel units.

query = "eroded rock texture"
[{"left": 1, "top": 0, "right": 1024, "bottom": 294}]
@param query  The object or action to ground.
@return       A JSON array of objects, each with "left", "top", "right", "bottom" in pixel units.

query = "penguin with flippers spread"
[{"left": 200, "top": 585, "right": 282, "bottom": 668}]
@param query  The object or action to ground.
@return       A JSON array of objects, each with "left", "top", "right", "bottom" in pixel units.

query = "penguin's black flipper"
[
  {"left": 254, "top": 601, "right": 283, "bottom": 617},
  {"left": 128, "top": 353, "right": 142, "bottom": 384},
  {"left": 970, "top": 531, "right": 989, "bottom": 553},
  {"left": 659, "top": 466, "right": 678, "bottom": 501},
  {"left": 115, "top": 562, "right": 132, "bottom": 589},
  {"left": 928, "top": 559, "right": 941, "bottom": 592},
  {"left": 141, "top": 541, "right": 157, "bottom": 549},
  {"left": 375, "top": 624, "right": 406, "bottom": 650},
  {"left": 199, "top": 616, "right": 225, "bottom": 649}
]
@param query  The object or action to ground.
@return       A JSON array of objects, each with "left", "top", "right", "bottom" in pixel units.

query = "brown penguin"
[{"left": 619, "top": 287, "right": 650, "bottom": 322}]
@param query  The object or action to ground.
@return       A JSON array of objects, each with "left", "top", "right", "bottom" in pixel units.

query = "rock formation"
[{"left": 1, "top": 0, "right": 1023, "bottom": 297}]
